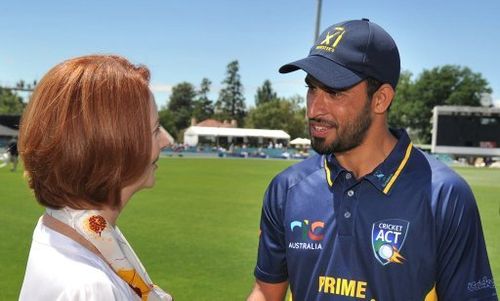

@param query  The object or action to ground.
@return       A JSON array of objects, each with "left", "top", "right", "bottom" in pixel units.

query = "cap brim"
[{"left": 279, "top": 55, "right": 365, "bottom": 90}]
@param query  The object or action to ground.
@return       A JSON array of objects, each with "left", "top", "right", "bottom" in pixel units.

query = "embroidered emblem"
[
  {"left": 371, "top": 219, "right": 409, "bottom": 265},
  {"left": 373, "top": 170, "right": 392, "bottom": 187},
  {"left": 316, "top": 27, "right": 346, "bottom": 52}
]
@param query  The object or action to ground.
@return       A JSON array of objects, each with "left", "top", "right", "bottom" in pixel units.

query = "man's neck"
[{"left": 334, "top": 127, "right": 397, "bottom": 179}]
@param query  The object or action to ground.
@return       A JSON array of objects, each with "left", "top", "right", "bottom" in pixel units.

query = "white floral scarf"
[{"left": 46, "top": 207, "right": 173, "bottom": 301}]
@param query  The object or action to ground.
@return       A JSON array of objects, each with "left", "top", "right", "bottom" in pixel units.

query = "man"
[
  {"left": 7, "top": 136, "right": 18, "bottom": 172},
  {"left": 248, "top": 19, "right": 497, "bottom": 301}
]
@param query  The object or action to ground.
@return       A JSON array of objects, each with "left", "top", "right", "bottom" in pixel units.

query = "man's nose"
[{"left": 307, "top": 91, "right": 328, "bottom": 118}]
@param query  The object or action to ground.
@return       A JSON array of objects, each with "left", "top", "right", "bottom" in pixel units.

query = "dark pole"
[{"left": 314, "top": 0, "right": 322, "bottom": 41}]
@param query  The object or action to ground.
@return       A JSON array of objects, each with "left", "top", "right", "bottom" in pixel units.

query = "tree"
[
  {"left": 165, "top": 82, "right": 196, "bottom": 139},
  {"left": 192, "top": 78, "right": 214, "bottom": 121},
  {"left": 388, "top": 71, "right": 418, "bottom": 132},
  {"left": 245, "top": 95, "right": 307, "bottom": 139},
  {"left": 389, "top": 65, "right": 491, "bottom": 143},
  {"left": 215, "top": 60, "right": 246, "bottom": 125},
  {"left": 255, "top": 80, "right": 277, "bottom": 107},
  {"left": 16, "top": 80, "right": 25, "bottom": 89},
  {"left": 0, "top": 86, "right": 25, "bottom": 114}
]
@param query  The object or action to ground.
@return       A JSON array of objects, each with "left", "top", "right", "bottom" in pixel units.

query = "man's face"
[{"left": 306, "top": 76, "right": 373, "bottom": 154}]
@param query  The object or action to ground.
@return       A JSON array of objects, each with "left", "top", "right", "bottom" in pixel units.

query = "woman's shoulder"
[
  {"left": 29, "top": 217, "right": 107, "bottom": 266},
  {"left": 19, "top": 219, "right": 137, "bottom": 300}
]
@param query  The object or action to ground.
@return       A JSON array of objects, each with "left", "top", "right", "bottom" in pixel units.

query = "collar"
[
  {"left": 45, "top": 208, "right": 173, "bottom": 301},
  {"left": 323, "top": 129, "right": 413, "bottom": 195}
]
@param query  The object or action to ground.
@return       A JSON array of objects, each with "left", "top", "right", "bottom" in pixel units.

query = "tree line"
[
  {"left": 1, "top": 63, "right": 492, "bottom": 144},
  {"left": 158, "top": 60, "right": 308, "bottom": 141},
  {"left": 389, "top": 66, "right": 492, "bottom": 143},
  {"left": 0, "top": 80, "right": 36, "bottom": 115}
]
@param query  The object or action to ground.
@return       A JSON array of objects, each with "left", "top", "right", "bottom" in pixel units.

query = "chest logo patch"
[
  {"left": 371, "top": 219, "right": 409, "bottom": 265},
  {"left": 288, "top": 219, "right": 325, "bottom": 250}
]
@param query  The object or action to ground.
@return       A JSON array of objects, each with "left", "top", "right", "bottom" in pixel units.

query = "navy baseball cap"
[{"left": 279, "top": 19, "right": 400, "bottom": 90}]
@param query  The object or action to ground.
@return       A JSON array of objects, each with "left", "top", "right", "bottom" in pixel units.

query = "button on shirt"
[{"left": 254, "top": 129, "right": 497, "bottom": 301}]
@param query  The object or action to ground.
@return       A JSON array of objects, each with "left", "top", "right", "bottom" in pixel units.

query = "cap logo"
[{"left": 316, "top": 27, "right": 345, "bottom": 53}]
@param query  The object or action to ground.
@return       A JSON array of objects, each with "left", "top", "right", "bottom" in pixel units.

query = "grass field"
[{"left": 0, "top": 158, "right": 498, "bottom": 300}]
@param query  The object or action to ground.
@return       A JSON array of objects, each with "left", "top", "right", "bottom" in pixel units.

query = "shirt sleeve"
[
  {"left": 254, "top": 177, "right": 289, "bottom": 283},
  {"left": 434, "top": 175, "right": 498, "bottom": 300}
]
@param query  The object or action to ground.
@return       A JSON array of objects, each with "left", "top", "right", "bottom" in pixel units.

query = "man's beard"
[{"left": 310, "top": 100, "right": 372, "bottom": 154}]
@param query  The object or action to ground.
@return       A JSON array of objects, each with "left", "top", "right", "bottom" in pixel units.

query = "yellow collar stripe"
[
  {"left": 324, "top": 158, "right": 333, "bottom": 187},
  {"left": 383, "top": 143, "right": 413, "bottom": 194},
  {"left": 424, "top": 284, "right": 438, "bottom": 301}
]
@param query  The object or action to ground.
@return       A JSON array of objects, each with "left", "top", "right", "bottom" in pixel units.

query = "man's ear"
[{"left": 371, "top": 84, "right": 394, "bottom": 114}]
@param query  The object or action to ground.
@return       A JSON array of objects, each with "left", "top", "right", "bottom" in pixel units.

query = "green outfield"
[{"left": 0, "top": 158, "right": 498, "bottom": 300}]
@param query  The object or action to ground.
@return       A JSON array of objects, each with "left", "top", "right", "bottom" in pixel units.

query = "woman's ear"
[{"left": 371, "top": 83, "right": 395, "bottom": 114}]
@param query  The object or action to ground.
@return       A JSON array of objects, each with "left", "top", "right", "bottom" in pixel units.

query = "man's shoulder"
[
  {"left": 412, "top": 150, "right": 475, "bottom": 210},
  {"left": 272, "top": 154, "right": 324, "bottom": 190},
  {"left": 423, "top": 151, "right": 470, "bottom": 190}
]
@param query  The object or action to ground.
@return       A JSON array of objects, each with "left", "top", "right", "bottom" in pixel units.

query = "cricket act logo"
[
  {"left": 289, "top": 219, "right": 325, "bottom": 250},
  {"left": 371, "top": 219, "right": 409, "bottom": 265}
]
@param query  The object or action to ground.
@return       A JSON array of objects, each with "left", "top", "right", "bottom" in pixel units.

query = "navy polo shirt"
[{"left": 254, "top": 129, "right": 497, "bottom": 301}]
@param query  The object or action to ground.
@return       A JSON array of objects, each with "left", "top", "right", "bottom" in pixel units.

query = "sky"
[{"left": 1, "top": 0, "right": 499, "bottom": 108}]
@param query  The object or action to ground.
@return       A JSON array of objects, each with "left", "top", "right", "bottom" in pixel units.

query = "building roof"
[
  {"left": 195, "top": 119, "right": 235, "bottom": 128},
  {"left": 0, "top": 124, "right": 19, "bottom": 137},
  {"left": 184, "top": 126, "right": 290, "bottom": 139}
]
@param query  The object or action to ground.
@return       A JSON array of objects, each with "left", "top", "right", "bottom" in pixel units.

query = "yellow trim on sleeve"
[
  {"left": 324, "top": 158, "right": 333, "bottom": 187},
  {"left": 424, "top": 284, "right": 438, "bottom": 301},
  {"left": 382, "top": 143, "right": 413, "bottom": 194}
]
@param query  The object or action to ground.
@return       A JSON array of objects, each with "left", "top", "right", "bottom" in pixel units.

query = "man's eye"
[{"left": 328, "top": 90, "right": 342, "bottom": 98}]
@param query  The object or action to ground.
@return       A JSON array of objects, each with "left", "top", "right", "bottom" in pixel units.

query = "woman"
[{"left": 18, "top": 55, "right": 173, "bottom": 301}]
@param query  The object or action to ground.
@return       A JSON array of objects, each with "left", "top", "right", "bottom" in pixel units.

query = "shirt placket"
[{"left": 336, "top": 171, "right": 357, "bottom": 237}]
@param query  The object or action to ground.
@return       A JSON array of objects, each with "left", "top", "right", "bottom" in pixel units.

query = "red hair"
[{"left": 19, "top": 55, "right": 152, "bottom": 209}]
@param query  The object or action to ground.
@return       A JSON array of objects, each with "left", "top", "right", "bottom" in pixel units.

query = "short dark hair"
[{"left": 366, "top": 77, "right": 383, "bottom": 100}]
